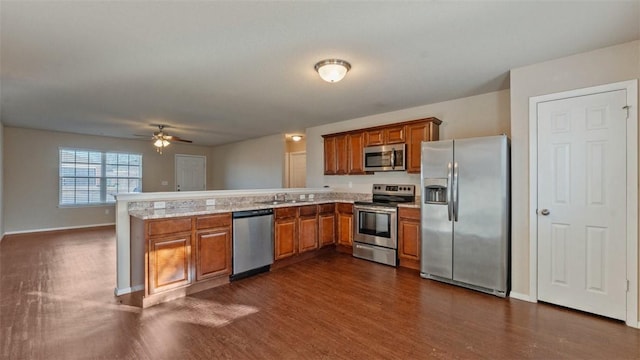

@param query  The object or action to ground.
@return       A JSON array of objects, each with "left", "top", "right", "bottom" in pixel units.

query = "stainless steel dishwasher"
[{"left": 231, "top": 208, "right": 274, "bottom": 281}]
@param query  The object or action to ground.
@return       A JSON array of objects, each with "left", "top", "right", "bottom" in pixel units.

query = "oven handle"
[{"left": 354, "top": 205, "right": 397, "bottom": 214}]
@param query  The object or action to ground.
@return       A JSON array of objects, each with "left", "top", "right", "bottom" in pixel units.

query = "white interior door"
[
  {"left": 537, "top": 89, "right": 627, "bottom": 320},
  {"left": 288, "top": 151, "right": 306, "bottom": 188},
  {"left": 175, "top": 154, "right": 206, "bottom": 191}
]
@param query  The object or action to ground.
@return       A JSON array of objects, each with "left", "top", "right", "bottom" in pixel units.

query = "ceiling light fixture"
[
  {"left": 314, "top": 59, "right": 351, "bottom": 83},
  {"left": 291, "top": 135, "right": 303, "bottom": 142}
]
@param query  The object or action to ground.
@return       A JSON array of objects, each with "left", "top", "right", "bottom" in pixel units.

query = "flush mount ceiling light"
[
  {"left": 314, "top": 59, "right": 351, "bottom": 83},
  {"left": 291, "top": 135, "right": 303, "bottom": 142}
]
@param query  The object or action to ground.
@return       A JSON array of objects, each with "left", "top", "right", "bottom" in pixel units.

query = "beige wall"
[
  {"left": 210, "top": 133, "right": 285, "bottom": 190},
  {"left": 510, "top": 41, "right": 640, "bottom": 306},
  {"left": 4, "top": 127, "right": 212, "bottom": 233},
  {"left": 306, "top": 89, "right": 511, "bottom": 194}
]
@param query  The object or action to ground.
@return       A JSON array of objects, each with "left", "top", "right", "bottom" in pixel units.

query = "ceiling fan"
[{"left": 142, "top": 125, "right": 193, "bottom": 154}]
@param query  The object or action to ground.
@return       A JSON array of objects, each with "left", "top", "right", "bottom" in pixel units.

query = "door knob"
[{"left": 539, "top": 209, "right": 550, "bottom": 216}]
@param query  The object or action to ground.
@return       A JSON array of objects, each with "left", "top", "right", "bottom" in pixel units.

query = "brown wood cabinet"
[
  {"left": 323, "top": 133, "right": 365, "bottom": 175},
  {"left": 406, "top": 120, "right": 440, "bottom": 173},
  {"left": 398, "top": 207, "right": 421, "bottom": 270},
  {"left": 323, "top": 117, "right": 440, "bottom": 175},
  {"left": 146, "top": 217, "right": 193, "bottom": 295},
  {"left": 298, "top": 205, "right": 318, "bottom": 253},
  {"left": 347, "top": 132, "right": 365, "bottom": 174},
  {"left": 336, "top": 203, "right": 354, "bottom": 246},
  {"left": 194, "top": 214, "right": 232, "bottom": 281},
  {"left": 323, "top": 136, "right": 337, "bottom": 175},
  {"left": 274, "top": 207, "right": 298, "bottom": 260},
  {"left": 318, "top": 203, "right": 336, "bottom": 247},
  {"left": 385, "top": 125, "right": 406, "bottom": 144}
]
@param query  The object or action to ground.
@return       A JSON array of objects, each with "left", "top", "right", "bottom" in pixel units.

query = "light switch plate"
[
  {"left": 206, "top": 199, "right": 216, "bottom": 206},
  {"left": 154, "top": 201, "right": 166, "bottom": 209}
]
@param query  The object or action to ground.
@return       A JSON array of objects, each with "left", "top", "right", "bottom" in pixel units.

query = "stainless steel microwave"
[{"left": 363, "top": 144, "right": 406, "bottom": 172}]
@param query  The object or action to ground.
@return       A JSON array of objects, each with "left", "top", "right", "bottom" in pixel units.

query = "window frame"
[{"left": 58, "top": 148, "right": 143, "bottom": 207}]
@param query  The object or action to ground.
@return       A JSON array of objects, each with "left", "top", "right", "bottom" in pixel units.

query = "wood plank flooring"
[{"left": 1, "top": 227, "right": 639, "bottom": 359}]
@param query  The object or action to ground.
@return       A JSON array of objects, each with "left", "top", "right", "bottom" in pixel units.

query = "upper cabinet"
[
  {"left": 406, "top": 120, "right": 440, "bottom": 173},
  {"left": 323, "top": 132, "right": 366, "bottom": 175},
  {"left": 322, "top": 117, "right": 441, "bottom": 175}
]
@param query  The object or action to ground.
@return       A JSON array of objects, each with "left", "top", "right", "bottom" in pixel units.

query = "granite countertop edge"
[{"left": 130, "top": 199, "right": 357, "bottom": 220}]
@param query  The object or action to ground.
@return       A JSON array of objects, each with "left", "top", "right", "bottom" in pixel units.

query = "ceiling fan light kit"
[
  {"left": 314, "top": 59, "right": 351, "bottom": 83},
  {"left": 146, "top": 124, "right": 192, "bottom": 154}
]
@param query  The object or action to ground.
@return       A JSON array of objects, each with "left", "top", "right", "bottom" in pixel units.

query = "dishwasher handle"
[{"left": 232, "top": 209, "right": 274, "bottom": 219}]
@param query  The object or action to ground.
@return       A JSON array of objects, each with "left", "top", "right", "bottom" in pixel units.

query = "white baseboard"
[
  {"left": 4, "top": 223, "right": 115, "bottom": 236},
  {"left": 114, "top": 284, "right": 144, "bottom": 296},
  {"left": 509, "top": 291, "right": 535, "bottom": 302}
]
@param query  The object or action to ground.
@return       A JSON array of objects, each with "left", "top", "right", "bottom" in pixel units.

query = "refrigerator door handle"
[
  {"left": 453, "top": 162, "right": 459, "bottom": 222},
  {"left": 447, "top": 162, "right": 453, "bottom": 221}
]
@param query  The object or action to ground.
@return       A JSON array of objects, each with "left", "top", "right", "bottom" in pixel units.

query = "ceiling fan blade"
[{"left": 165, "top": 135, "right": 193, "bottom": 143}]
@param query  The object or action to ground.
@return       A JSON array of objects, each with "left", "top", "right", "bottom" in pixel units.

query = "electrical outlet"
[
  {"left": 161, "top": 180, "right": 168, "bottom": 186},
  {"left": 206, "top": 199, "right": 216, "bottom": 206},
  {"left": 154, "top": 201, "right": 166, "bottom": 209},
  {"left": 299, "top": 194, "right": 305, "bottom": 200},
  {"left": 105, "top": 209, "right": 110, "bottom": 215}
]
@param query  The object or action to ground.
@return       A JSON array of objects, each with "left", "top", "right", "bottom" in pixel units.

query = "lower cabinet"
[
  {"left": 275, "top": 207, "right": 298, "bottom": 260},
  {"left": 148, "top": 233, "right": 192, "bottom": 295},
  {"left": 336, "top": 203, "right": 354, "bottom": 246},
  {"left": 318, "top": 204, "right": 336, "bottom": 247},
  {"left": 144, "top": 214, "right": 232, "bottom": 297},
  {"left": 398, "top": 207, "right": 421, "bottom": 269},
  {"left": 194, "top": 214, "right": 232, "bottom": 281},
  {"left": 298, "top": 205, "right": 319, "bottom": 253}
]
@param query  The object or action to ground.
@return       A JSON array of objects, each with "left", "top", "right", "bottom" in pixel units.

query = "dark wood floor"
[{"left": 1, "top": 228, "right": 639, "bottom": 360}]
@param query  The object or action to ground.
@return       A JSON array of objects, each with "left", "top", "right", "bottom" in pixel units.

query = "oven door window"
[
  {"left": 358, "top": 211, "right": 391, "bottom": 238},
  {"left": 365, "top": 151, "right": 393, "bottom": 168}
]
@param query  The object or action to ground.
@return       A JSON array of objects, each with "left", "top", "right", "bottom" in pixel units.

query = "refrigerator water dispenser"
[{"left": 423, "top": 178, "right": 448, "bottom": 204}]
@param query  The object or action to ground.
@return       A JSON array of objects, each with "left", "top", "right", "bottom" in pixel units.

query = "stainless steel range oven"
[{"left": 353, "top": 184, "right": 415, "bottom": 267}]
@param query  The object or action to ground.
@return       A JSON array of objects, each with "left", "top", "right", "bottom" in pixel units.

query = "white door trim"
[
  {"left": 528, "top": 79, "right": 638, "bottom": 328},
  {"left": 174, "top": 154, "right": 207, "bottom": 191}
]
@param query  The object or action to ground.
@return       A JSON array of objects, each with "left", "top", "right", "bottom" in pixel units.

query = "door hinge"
[
  {"left": 623, "top": 105, "right": 630, "bottom": 119},
  {"left": 626, "top": 279, "right": 630, "bottom": 292}
]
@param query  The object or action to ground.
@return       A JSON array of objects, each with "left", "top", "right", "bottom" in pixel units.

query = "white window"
[{"left": 59, "top": 148, "right": 142, "bottom": 206}]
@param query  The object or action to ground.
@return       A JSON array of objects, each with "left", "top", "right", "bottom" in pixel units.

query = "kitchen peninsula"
[{"left": 116, "top": 188, "right": 424, "bottom": 307}]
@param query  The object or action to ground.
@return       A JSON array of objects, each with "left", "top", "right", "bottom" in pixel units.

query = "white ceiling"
[{"left": 1, "top": 1, "right": 639, "bottom": 146}]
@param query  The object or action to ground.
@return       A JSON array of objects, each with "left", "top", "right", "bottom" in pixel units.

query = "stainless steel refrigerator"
[{"left": 420, "top": 135, "right": 510, "bottom": 297}]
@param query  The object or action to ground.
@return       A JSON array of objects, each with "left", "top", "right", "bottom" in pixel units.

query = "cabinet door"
[
  {"left": 347, "top": 132, "right": 365, "bottom": 174},
  {"left": 195, "top": 228, "right": 231, "bottom": 281},
  {"left": 324, "top": 136, "right": 337, "bottom": 175},
  {"left": 148, "top": 234, "right": 192, "bottom": 294},
  {"left": 318, "top": 213, "right": 336, "bottom": 247},
  {"left": 274, "top": 218, "right": 297, "bottom": 260},
  {"left": 298, "top": 216, "right": 318, "bottom": 253},
  {"left": 336, "top": 203, "right": 354, "bottom": 247},
  {"left": 407, "top": 122, "right": 433, "bottom": 173},
  {"left": 335, "top": 135, "right": 349, "bottom": 175},
  {"left": 365, "top": 129, "right": 384, "bottom": 146},
  {"left": 398, "top": 219, "right": 420, "bottom": 261},
  {"left": 385, "top": 125, "right": 406, "bottom": 144}
]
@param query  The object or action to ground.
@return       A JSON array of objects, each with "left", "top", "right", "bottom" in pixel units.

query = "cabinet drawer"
[
  {"left": 399, "top": 207, "right": 421, "bottom": 220},
  {"left": 318, "top": 203, "right": 336, "bottom": 214},
  {"left": 275, "top": 206, "right": 298, "bottom": 219},
  {"left": 196, "top": 213, "right": 231, "bottom": 230},
  {"left": 298, "top": 205, "right": 317, "bottom": 217},
  {"left": 336, "top": 203, "right": 353, "bottom": 214},
  {"left": 147, "top": 217, "right": 192, "bottom": 237}
]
